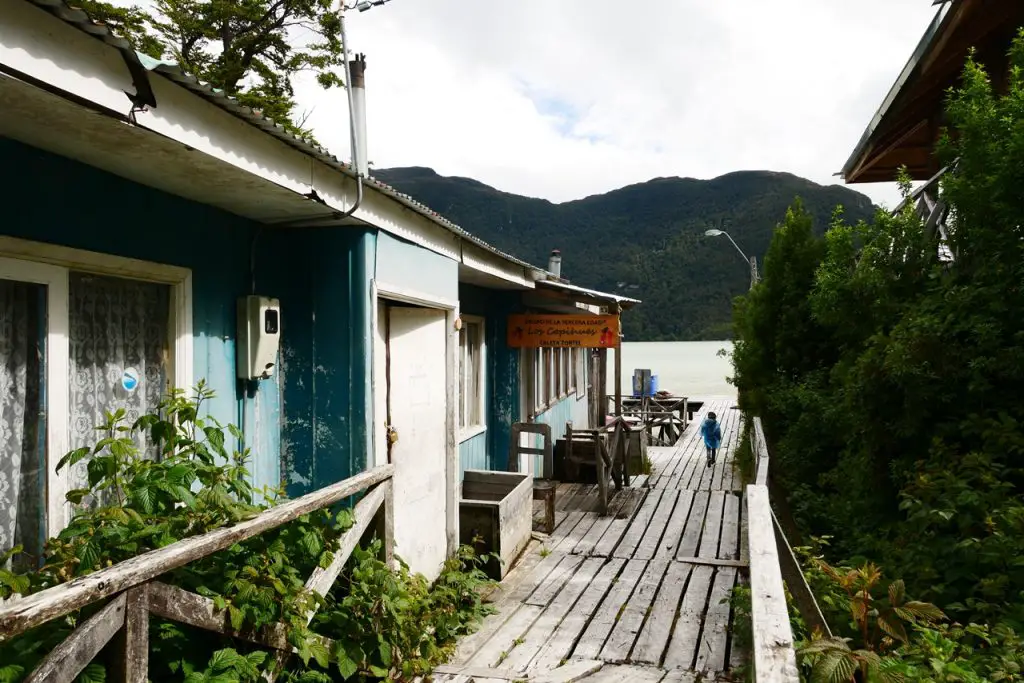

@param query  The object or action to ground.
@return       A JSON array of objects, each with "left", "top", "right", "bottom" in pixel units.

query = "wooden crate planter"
[{"left": 459, "top": 470, "right": 533, "bottom": 580}]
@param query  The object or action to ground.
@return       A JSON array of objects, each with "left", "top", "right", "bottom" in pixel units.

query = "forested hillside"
[{"left": 373, "top": 168, "right": 877, "bottom": 340}]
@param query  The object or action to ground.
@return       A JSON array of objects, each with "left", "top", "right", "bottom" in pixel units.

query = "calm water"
[{"left": 608, "top": 341, "right": 736, "bottom": 399}]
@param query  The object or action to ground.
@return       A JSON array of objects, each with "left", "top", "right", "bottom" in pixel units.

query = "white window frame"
[
  {"left": 0, "top": 236, "right": 192, "bottom": 535},
  {"left": 576, "top": 347, "right": 587, "bottom": 400},
  {"left": 458, "top": 315, "right": 486, "bottom": 441}
]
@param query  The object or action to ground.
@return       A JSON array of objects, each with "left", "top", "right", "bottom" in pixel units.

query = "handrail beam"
[{"left": 0, "top": 464, "right": 395, "bottom": 640}]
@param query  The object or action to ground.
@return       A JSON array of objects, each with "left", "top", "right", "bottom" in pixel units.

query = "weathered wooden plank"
[
  {"left": 584, "top": 664, "right": 667, "bottom": 683},
  {"left": 739, "top": 491, "right": 749, "bottom": 563},
  {"left": 0, "top": 465, "right": 394, "bottom": 639},
  {"left": 429, "top": 674, "right": 471, "bottom": 683},
  {"left": 613, "top": 489, "right": 665, "bottom": 559},
  {"left": 675, "top": 491, "right": 709, "bottom": 559},
  {"left": 695, "top": 567, "right": 738, "bottom": 674},
  {"left": 468, "top": 604, "right": 544, "bottom": 668},
  {"left": 591, "top": 494, "right": 643, "bottom": 558},
  {"left": 600, "top": 559, "right": 669, "bottom": 663},
  {"left": 501, "top": 557, "right": 605, "bottom": 672},
  {"left": 718, "top": 493, "right": 741, "bottom": 561},
  {"left": 697, "top": 492, "right": 726, "bottom": 559},
  {"left": 573, "top": 559, "right": 647, "bottom": 660},
  {"left": 674, "top": 557, "right": 747, "bottom": 568},
  {"left": 555, "top": 513, "right": 599, "bottom": 555},
  {"left": 526, "top": 554, "right": 585, "bottom": 607},
  {"left": 148, "top": 581, "right": 327, "bottom": 652},
  {"left": 661, "top": 564, "right": 714, "bottom": 670},
  {"left": 660, "top": 671, "right": 698, "bottom": 683},
  {"left": 631, "top": 561, "right": 691, "bottom": 665},
  {"left": 24, "top": 594, "right": 126, "bottom": 683},
  {"left": 673, "top": 439, "right": 704, "bottom": 491},
  {"left": 633, "top": 491, "right": 680, "bottom": 561},
  {"left": 746, "top": 485, "right": 799, "bottom": 682},
  {"left": 654, "top": 491, "right": 693, "bottom": 560},
  {"left": 752, "top": 418, "right": 769, "bottom": 486},
  {"left": 264, "top": 483, "right": 388, "bottom": 682},
  {"left": 307, "top": 483, "right": 386, "bottom": 602},
  {"left": 430, "top": 664, "right": 525, "bottom": 680},
  {"left": 551, "top": 512, "right": 586, "bottom": 544},
  {"left": 533, "top": 558, "right": 626, "bottom": 670},
  {"left": 572, "top": 492, "right": 633, "bottom": 557},
  {"left": 556, "top": 484, "right": 584, "bottom": 512},
  {"left": 453, "top": 539, "right": 547, "bottom": 664},
  {"left": 531, "top": 659, "right": 604, "bottom": 683},
  {"left": 113, "top": 586, "right": 148, "bottom": 683}
]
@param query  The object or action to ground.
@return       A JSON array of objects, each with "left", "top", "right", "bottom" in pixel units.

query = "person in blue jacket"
[{"left": 701, "top": 411, "right": 722, "bottom": 467}]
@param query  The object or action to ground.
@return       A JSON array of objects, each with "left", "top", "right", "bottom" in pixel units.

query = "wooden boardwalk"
[{"left": 437, "top": 399, "right": 747, "bottom": 683}]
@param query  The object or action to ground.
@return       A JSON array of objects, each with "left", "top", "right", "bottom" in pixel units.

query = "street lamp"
[{"left": 705, "top": 228, "right": 760, "bottom": 289}]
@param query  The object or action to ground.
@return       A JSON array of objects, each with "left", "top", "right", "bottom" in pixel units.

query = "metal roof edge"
[
  {"left": 536, "top": 279, "right": 642, "bottom": 308},
  {"left": 21, "top": 0, "right": 546, "bottom": 277}
]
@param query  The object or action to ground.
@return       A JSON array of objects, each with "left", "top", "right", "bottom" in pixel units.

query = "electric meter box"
[{"left": 237, "top": 295, "right": 281, "bottom": 380}]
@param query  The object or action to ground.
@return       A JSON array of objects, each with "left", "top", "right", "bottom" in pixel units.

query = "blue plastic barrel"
[{"left": 649, "top": 375, "right": 659, "bottom": 395}]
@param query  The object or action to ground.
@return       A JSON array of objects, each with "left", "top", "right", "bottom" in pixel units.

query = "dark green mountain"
[{"left": 373, "top": 167, "right": 878, "bottom": 340}]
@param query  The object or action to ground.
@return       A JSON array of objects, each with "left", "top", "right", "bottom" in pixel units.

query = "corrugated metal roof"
[
  {"left": 22, "top": 0, "right": 544, "bottom": 276},
  {"left": 536, "top": 280, "right": 641, "bottom": 309}
]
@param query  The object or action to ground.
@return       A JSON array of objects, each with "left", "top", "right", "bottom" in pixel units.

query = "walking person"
[{"left": 701, "top": 411, "right": 722, "bottom": 467}]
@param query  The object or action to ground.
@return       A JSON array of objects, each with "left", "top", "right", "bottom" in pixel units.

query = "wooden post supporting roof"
[{"left": 614, "top": 304, "right": 623, "bottom": 419}]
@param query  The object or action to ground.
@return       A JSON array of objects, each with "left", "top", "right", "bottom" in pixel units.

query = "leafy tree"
[
  {"left": 78, "top": 0, "right": 346, "bottom": 136},
  {"left": 730, "top": 28, "right": 1024, "bottom": 654}
]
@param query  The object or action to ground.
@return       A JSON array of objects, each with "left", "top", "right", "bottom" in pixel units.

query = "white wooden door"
[{"left": 387, "top": 306, "right": 449, "bottom": 580}]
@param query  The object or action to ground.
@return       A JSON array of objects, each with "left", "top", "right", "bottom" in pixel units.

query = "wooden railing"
[
  {"left": 745, "top": 417, "right": 799, "bottom": 683},
  {"left": 0, "top": 464, "right": 396, "bottom": 683}
]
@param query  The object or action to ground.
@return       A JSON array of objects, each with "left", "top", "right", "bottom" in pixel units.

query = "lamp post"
[{"left": 705, "top": 228, "right": 759, "bottom": 290}]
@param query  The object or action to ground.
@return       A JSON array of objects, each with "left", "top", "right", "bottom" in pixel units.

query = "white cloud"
[{"left": 284, "top": 0, "right": 938, "bottom": 210}]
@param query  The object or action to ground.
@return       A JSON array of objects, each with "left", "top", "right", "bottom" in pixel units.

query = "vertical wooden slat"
[
  {"left": 383, "top": 478, "right": 396, "bottom": 569},
  {"left": 24, "top": 594, "right": 127, "bottom": 683},
  {"left": 113, "top": 585, "right": 148, "bottom": 683}
]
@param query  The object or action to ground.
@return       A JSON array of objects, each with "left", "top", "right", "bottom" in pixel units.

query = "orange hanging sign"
[{"left": 506, "top": 314, "right": 620, "bottom": 348}]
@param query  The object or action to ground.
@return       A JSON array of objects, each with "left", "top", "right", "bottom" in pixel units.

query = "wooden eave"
[{"left": 843, "top": 0, "right": 1024, "bottom": 184}]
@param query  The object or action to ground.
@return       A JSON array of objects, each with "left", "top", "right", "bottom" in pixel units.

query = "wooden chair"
[
  {"left": 508, "top": 422, "right": 557, "bottom": 533},
  {"left": 565, "top": 421, "right": 629, "bottom": 515}
]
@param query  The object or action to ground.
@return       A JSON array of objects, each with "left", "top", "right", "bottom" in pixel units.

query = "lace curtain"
[
  {"left": 0, "top": 280, "right": 45, "bottom": 566},
  {"left": 68, "top": 273, "right": 170, "bottom": 503}
]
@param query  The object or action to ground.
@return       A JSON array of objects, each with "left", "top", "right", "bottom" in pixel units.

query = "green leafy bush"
[{"left": 0, "top": 383, "right": 495, "bottom": 683}]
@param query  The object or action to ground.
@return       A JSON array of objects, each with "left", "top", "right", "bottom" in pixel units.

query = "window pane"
[
  {"left": 68, "top": 273, "right": 170, "bottom": 507},
  {"left": 0, "top": 279, "right": 47, "bottom": 569}
]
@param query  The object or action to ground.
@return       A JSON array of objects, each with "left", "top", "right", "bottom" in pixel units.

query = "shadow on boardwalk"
[{"left": 435, "top": 398, "right": 748, "bottom": 683}]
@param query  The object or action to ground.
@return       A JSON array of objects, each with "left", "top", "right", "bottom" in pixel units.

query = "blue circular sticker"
[{"left": 121, "top": 368, "right": 140, "bottom": 392}]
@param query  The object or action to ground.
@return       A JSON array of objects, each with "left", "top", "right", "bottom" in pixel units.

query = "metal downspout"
[{"left": 337, "top": 7, "right": 364, "bottom": 219}]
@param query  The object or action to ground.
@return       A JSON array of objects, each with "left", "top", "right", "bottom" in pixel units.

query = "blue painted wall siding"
[
  {"left": 458, "top": 284, "right": 523, "bottom": 473},
  {"left": 376, "top": 232, "right": 458, "bottom": 303},
  {"left": 458, "top": 431, "right": 488, "bottom": 478},
  {"left": 0, "top": 139, "right": 373, "bottom": 497},
  {"left": 256, "top": 227, "right": 375, "bottom": 497}
]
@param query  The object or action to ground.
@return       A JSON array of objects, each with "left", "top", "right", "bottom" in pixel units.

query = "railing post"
[
  {"left": 747, "top": 484, "right": 799, "bottom": 683},
  {"left": 113, "top": 585, "right": 148, "bottom": 683},
  {"left": 383, "top": 478, "right": 395, "bottom": 569}
]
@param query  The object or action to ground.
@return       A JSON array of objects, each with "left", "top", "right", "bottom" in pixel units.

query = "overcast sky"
[
  {"left": 285, "top": 0, "right": 939, "bottom": 209},
  {"left": 126, "top": 0, "right": 938, "bottom": 209}
]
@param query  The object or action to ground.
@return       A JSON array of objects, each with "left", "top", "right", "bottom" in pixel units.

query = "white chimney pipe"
[
  {"left": 548, "top": 249, "right": 562, "bottom": 278},
  {"left": 349, "top": 54, "right": 369, "bottom": 177}
]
